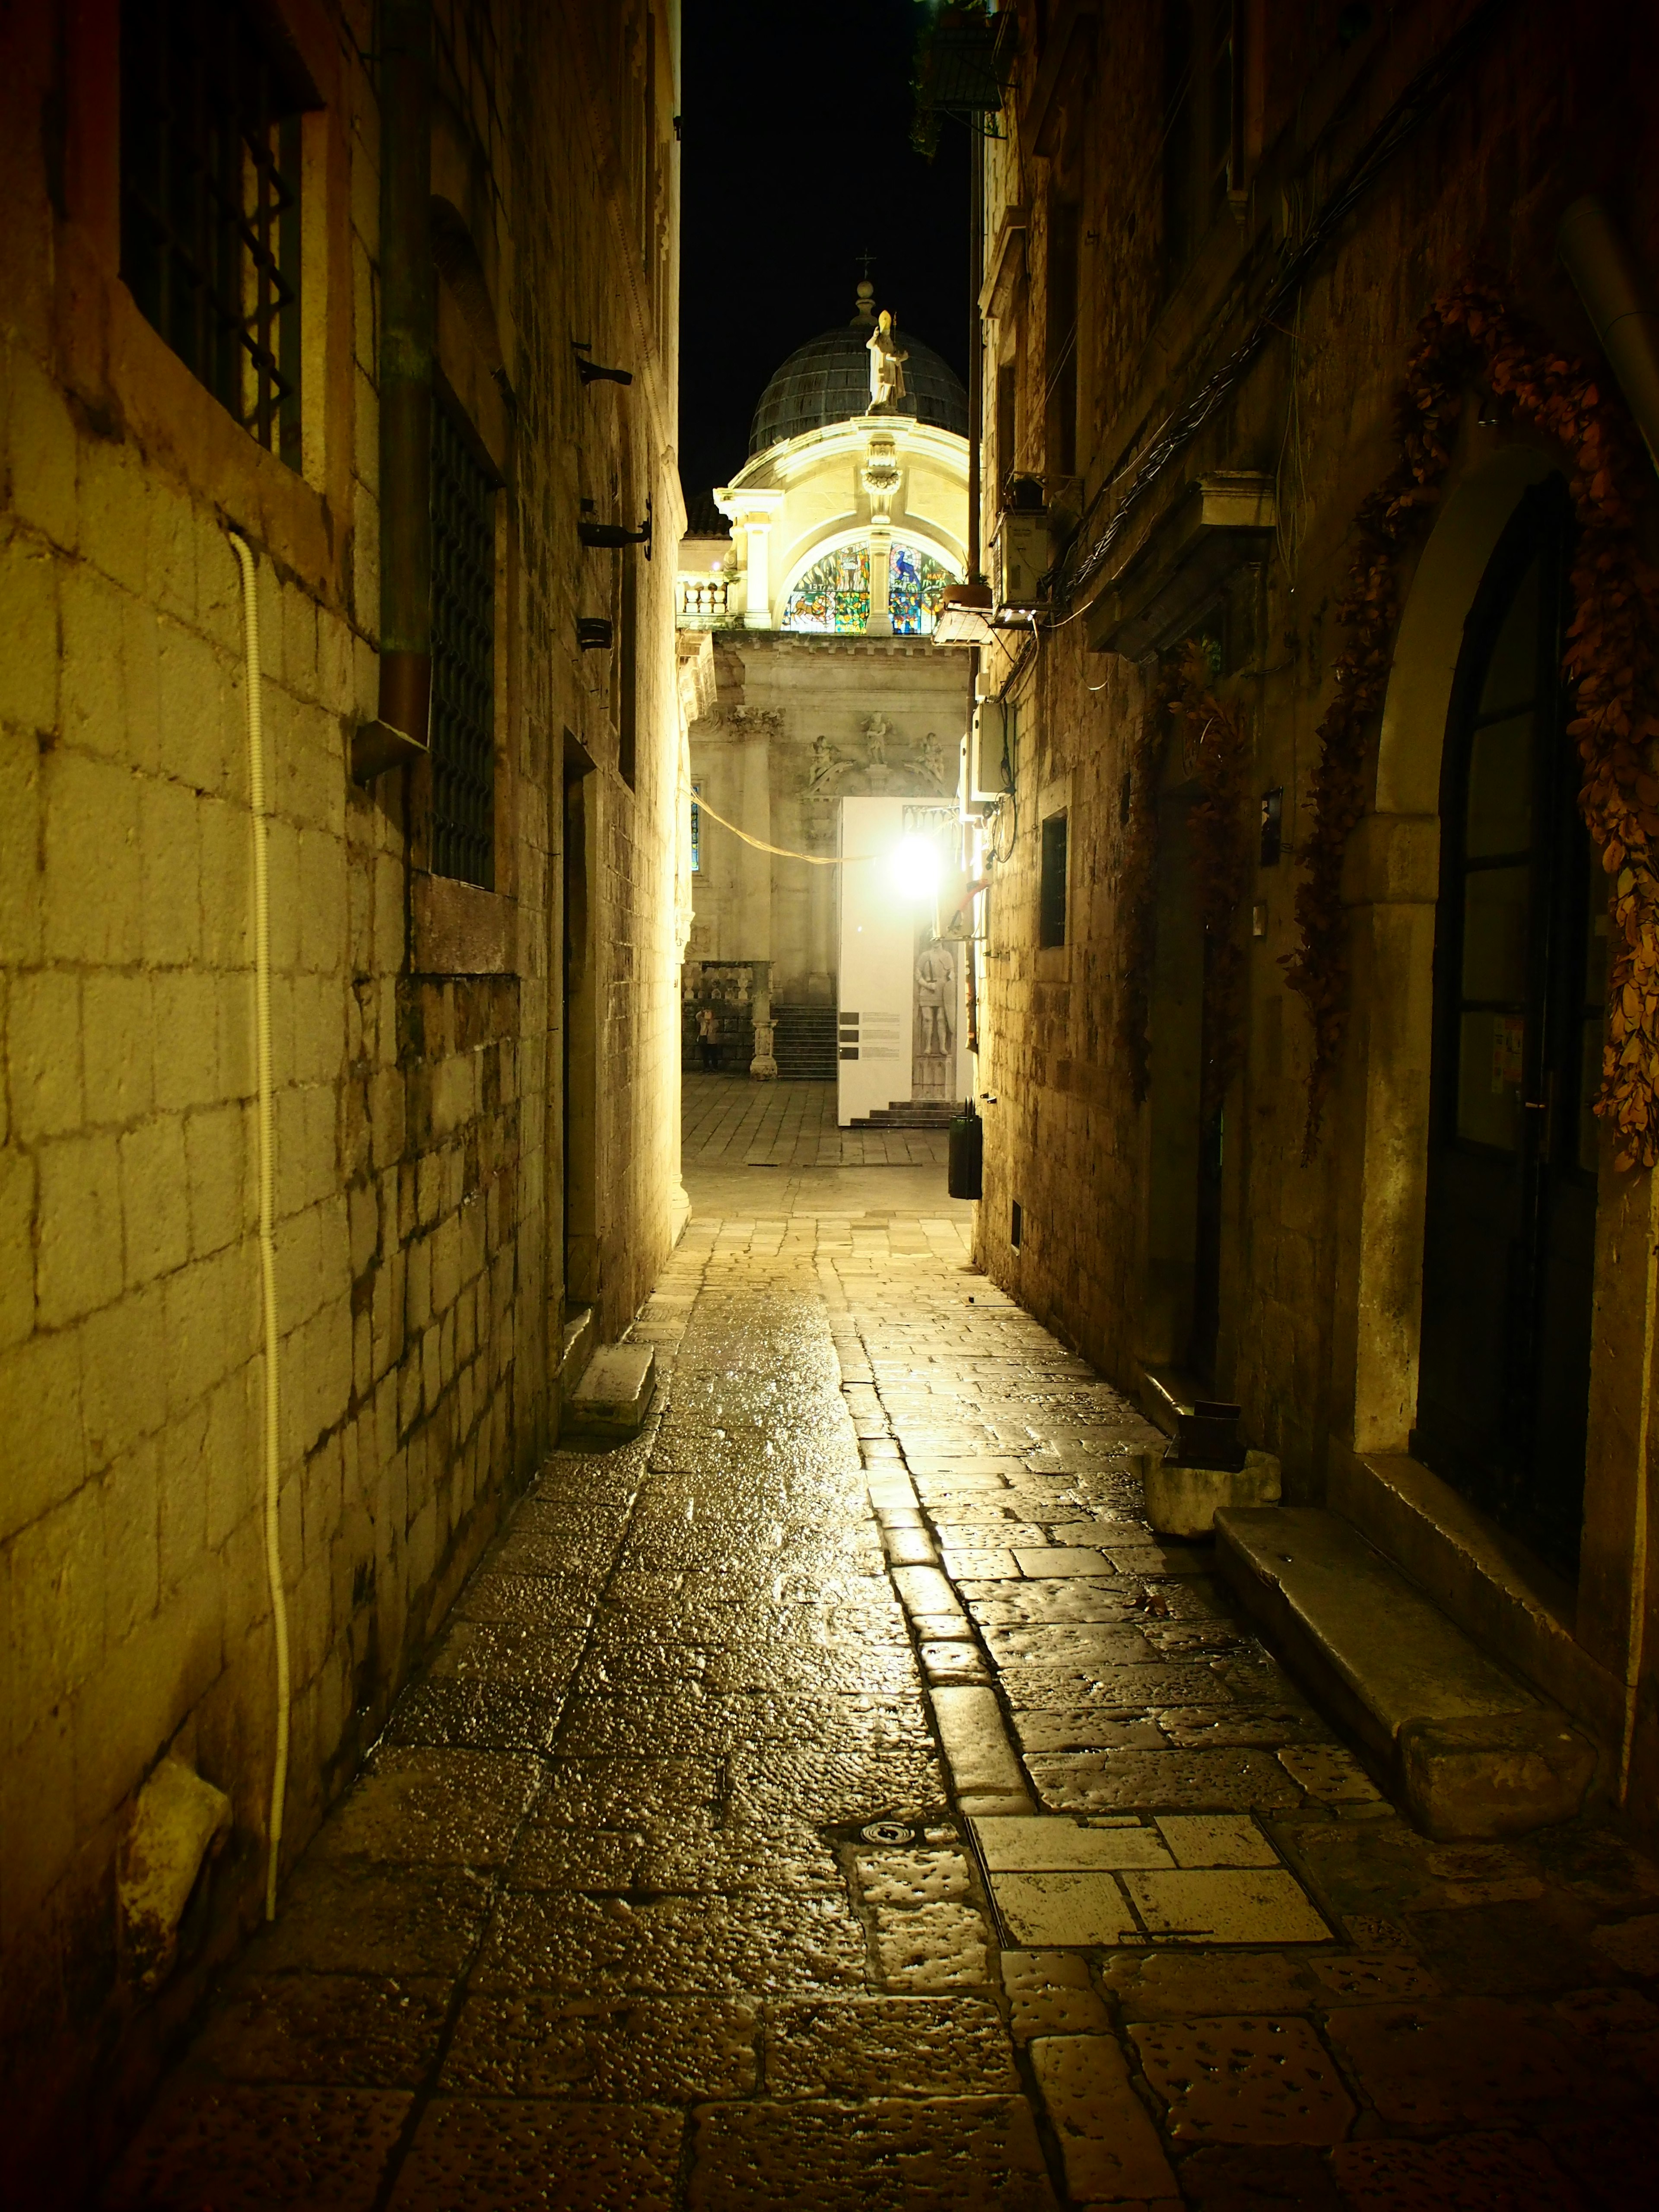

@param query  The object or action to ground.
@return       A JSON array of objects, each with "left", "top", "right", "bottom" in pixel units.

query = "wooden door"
[{"left": 1414, "top": 483, "right": 1605, "bottom": 1575}]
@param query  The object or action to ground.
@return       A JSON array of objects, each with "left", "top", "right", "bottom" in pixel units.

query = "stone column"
[
  {"left": 744, "top": 518, "right": 772, "bottom": 629},
  {"left": 866, "top": 525, "right": 893, "bottom": 638},
  {"left": 750, "top": 960, "right": 777, "bottom": 1079}
]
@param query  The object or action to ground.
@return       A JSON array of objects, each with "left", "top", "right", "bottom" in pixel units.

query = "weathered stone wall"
[
  {"left": 0, "top": 0, "right": 684, "bottom": 2187},
  {"left": 974, "top": 0, "right": 1659, "bottom": 1827}
]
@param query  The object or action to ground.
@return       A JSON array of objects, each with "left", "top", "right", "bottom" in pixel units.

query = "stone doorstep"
[
  {"left": 1329, "top": 1442, "right": 1625, "bottom": 1753},
  {"left": 558, "top": 1303, "right": 595, "bottom": 1391},
  {"left": 560, "top": 1343, "right": 657, "bottom": 1439},
  {"left": 1142, "top": 1449, "right": 1282, "bottom": 1539},
  {"left": 1215, "top": 1506, "right": 1596, "bottom": 1842}
]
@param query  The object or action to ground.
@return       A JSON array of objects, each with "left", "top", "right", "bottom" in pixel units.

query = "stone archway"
[{"left": 1331, "top": 444, "right": 1559, "bottom": 1460}]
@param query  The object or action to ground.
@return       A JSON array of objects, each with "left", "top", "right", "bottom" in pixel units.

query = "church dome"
[{"left": 747, "top": 284, "right": 969, "bottom": 456}]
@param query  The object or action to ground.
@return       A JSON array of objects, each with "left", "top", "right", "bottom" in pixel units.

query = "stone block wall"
[
  {"left": 0, "top": 0, "right": 684, "bottom": 2187},
  {"left": 972, "top": 0, "right": 1658, "bottom": 1822}
]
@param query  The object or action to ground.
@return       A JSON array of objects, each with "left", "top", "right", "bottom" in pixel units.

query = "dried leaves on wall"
[
  {"left": 1117, "top": 643, "right": 1251, "bottom": 1113},
  {"left": 1284, "top": 278, "right": 1659, "bottom": 1170}
]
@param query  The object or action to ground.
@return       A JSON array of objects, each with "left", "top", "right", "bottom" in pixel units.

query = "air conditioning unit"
[
  {"left": 991, "top": 499, "right": 1051, "bottom": 612},
  {"left": 970, "top": 697, "right": 1015, "bottom": 803}
]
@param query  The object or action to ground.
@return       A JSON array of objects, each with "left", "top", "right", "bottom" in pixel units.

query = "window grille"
[
  {"left": 120, "top": 0, "right": 307, "bottom": 468},
  {"left": 430, "top": 395, "right": 498, "bottom": 888},
  {"left": 1039, "top": 812, "right": 1068, "bottom": 948}
]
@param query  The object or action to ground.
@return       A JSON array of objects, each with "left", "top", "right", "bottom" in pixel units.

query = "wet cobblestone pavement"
[{"left": 108, "top": 1172, "right": 1659, "bottom": 2207}]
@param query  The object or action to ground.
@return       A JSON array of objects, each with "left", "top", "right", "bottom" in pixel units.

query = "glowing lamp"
[{"left": 890, "top": 834, "right": 942, "bottom": 903}]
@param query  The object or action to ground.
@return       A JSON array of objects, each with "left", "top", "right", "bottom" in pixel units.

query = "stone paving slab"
[{"left": 103, "top": 1166, "right": 1659, "bottom": 2208}]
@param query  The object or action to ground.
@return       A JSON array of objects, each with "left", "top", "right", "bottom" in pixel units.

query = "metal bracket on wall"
[
  {"left": 572, "top": 341, "right": 633, "bottom": 387},
  {"left": 578, "top": 497, "right": 652, "bottom": 560},
  {"left": 351, "top": 717, "right": 429, "bottom": 784}
]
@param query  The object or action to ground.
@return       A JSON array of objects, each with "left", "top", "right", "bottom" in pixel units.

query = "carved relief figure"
[
  {"left": 920, "top": 730, "right": 947, "bottom": 789},
  {"left": 863, "top": 712, "right": 890, "bottom": 767},
  {"left": 915, "top": 941, "right": 956, "bottom": 1058},
  {"left": 805, "top": 732, "right": 839, "bottom": 793}
]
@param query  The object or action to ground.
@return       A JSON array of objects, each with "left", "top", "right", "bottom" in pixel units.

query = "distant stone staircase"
[
  {"left": 850, "top": 1099, "right": 960, "bottom": 1128},
  {"left": 773, "top": 1004, "right": 838, "bottom": 1079}
]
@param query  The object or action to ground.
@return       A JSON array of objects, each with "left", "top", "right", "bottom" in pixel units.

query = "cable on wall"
[{"left": 229, "top": 530, "right": 291, "bottom": 1921}]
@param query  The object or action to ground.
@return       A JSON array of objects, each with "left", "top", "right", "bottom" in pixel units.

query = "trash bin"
[{"left": 947, "top": 1103, "right": 983, "bottom": 1199}]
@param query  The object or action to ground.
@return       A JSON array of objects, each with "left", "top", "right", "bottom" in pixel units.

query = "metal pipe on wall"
[
  {"left": 967, "top": 119, "right": 985, "bottom": 584},
  {"left": 1558, "top": 194, "right": 1659, "bottom": 479}
]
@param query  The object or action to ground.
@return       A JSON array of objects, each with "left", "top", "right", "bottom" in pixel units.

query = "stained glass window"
[
  {"left": 782, "top": 547, "right": 871, "bottom": 632},
  {"left": 890, "top": 543, "right": 953, "bottom": 634},
  {"left": 690, "top": 782, "right": 701, "bottom": 873},
  {"left": 780, "top": 539, "right": 957, "bottom": 636}
]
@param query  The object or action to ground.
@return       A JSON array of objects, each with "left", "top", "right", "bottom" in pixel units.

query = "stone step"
[
  {"left": 773, "top": 1006, "right": 838, "bottom": 1080},
  {"left": 558, "top": 1303, "right": 595, "bottom": 1390},
  {"left": 1214, "top": 1506, "right": 1596, "bottom": 1841},
  {"left": 852, "top": 1101, "right": 959, "bottom": 1128},
  {"left": 561, "top": 1342, "right": 656, "bottom": 1439}
]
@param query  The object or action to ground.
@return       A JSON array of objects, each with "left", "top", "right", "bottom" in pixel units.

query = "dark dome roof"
[{"left": 748, "top": 302, "right": 969, "bottom": 456}]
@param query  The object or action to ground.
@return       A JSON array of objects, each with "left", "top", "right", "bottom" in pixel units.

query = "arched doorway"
[{"left": 1412, "top": 480, "right": 1606, "bottom": 1574}]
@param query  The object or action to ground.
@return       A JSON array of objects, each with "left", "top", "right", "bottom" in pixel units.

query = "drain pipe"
[
  {"left": 229, "top": 532, "right": 291, "bottom": 1920},
  {"left": 353, "top": 0, "right": 435, "bottom": 782},
  {"left": 1558, "top": 195, "right": 1659, "bottom": 477}
]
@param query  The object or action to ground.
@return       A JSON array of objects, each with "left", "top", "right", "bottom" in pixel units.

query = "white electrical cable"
[{"left": 229, "top": 532, "right": 290, "bottom": 1920}]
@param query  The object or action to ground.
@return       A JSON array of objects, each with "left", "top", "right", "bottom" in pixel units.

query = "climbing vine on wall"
[
  {"left": 1117, "top": 642, "right": 1252, "bottom": 1113},
  {"left": 1284, "top": 277, "right": 1659, "bottom": 1169}
]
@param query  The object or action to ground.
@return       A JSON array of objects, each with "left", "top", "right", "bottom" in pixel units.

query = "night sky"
[{"left": 677, "top": 0, "right": 971, "bottom": 518}]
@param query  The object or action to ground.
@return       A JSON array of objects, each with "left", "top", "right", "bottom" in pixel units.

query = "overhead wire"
[{"left": 686, "top": 785, "right": 947, "bottom": 866}]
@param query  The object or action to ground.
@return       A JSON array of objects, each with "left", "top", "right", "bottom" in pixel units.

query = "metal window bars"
[
  {"left": 120, "top": 0, "right": 306, "bottom": 468},
  {"left": 430, "top": 395, "right": 498, "bottom": 888}
]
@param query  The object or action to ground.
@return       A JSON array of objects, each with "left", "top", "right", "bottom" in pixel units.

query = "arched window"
[
  {"left": 780, "top": 540, "right": 956, "bottom": 635},
  {"left": 1414, "top": 479, "right": 1604, "bottom": 1574}
]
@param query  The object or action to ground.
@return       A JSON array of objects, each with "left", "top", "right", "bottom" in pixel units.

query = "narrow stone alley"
[{"left": 101, "top": 1102, "right": 1659, "bottom": 2208}]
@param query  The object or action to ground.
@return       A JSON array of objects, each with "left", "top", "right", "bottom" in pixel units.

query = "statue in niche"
[
  {"left": 919, "top": 730, "right": 948, "bottom": 789},
  {"left": 915, "top": 941, "right": 956, "bottom": 1058},
  {"left": 805, "top": 732, "right": 839, "bottom": 793},
  {"left": 863, "top": 712, "right": 890, "bottom": 767},
  {"left": 866, "top": 309, "right": 909, "bottom": 413}
]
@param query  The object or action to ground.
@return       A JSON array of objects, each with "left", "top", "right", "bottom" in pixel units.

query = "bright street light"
[{"left": 890, "top": 833, "right": 942, "bottom": 903}]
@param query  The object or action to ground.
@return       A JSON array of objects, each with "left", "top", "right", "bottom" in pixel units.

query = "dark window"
[
  {"left": 995, "top": 361, "right": 1017, "bottom": 503},
  {"left": 1045, "top": 200, "right": 1080, "bottom": 479},
  {"left": 120, "top": 0, "right": 308, "bottom": 467},
  {"left": 1010, "top": 1199, "right": 1023, "bottom": 1249},
  {"left": 1039, "top": 811, "right": 1068, "bottom": 947},
  {"left": 1161, "top": 0, "right": 1233, "bottom": 290},
  {"left": 430, "top": 394, "right": 498, "bottom": 887}
]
